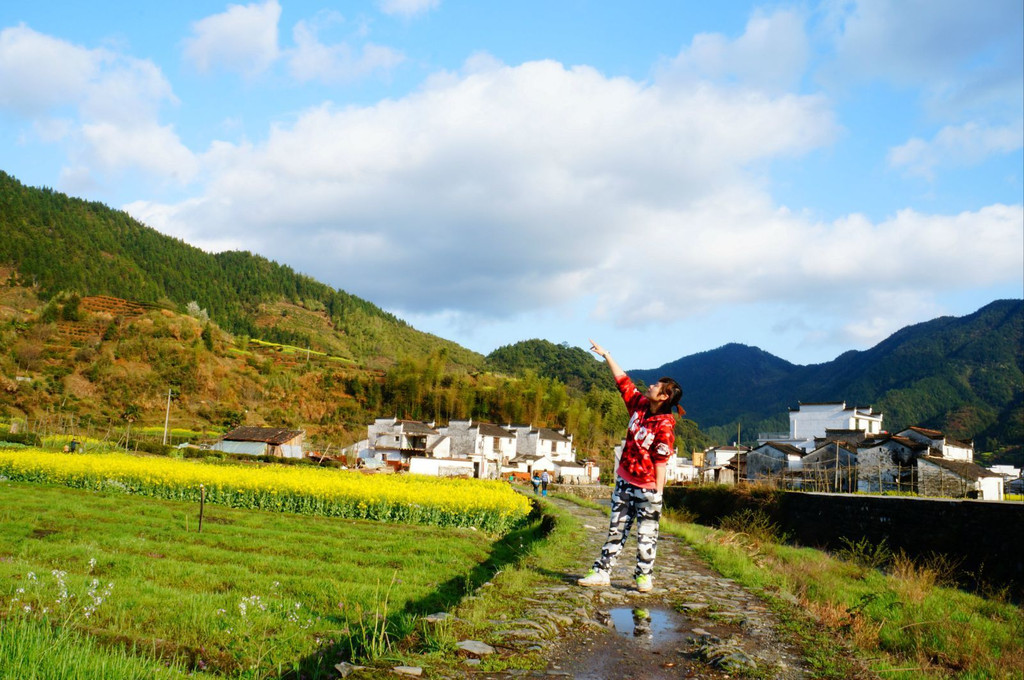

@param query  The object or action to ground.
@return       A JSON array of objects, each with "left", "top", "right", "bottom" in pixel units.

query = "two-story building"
[
  {"left": 360, "top": 418, "right": 459, "bottom": 473},
  {"left": 759, "top": 401, "right": 884, "bottom": 452},
  {"left": 439, "top": 420, "right": 517, "bottom": 479}
]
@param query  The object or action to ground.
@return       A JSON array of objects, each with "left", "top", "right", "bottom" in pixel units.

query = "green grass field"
[{"left": 0, "top": 481, "right": 537, "bottom": 678}]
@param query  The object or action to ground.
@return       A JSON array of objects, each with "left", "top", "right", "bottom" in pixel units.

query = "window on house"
[{"left": 493, "top": 437, "right": 500, "bottom": 453}]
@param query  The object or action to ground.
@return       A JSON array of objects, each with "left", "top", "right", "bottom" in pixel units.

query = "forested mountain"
[
  {"left": 630, "top": 300, "right": 1023, "bottom": 462},
  {"left": 0, "top": 171, "right": 479, "bottom": 367}
]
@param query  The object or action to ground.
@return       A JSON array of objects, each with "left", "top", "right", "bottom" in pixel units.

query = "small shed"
[{"left": 215, "top": 427, "right": 305, "bottom": 459}]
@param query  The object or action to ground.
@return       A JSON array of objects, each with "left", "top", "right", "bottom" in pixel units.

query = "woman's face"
[{"left": 646, "top": 381, "right": 669, "bottom": 406}]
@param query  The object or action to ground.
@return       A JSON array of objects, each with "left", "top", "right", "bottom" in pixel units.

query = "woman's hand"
[{"left": 589, "top": 338, "right": 608, "bottom": 358}]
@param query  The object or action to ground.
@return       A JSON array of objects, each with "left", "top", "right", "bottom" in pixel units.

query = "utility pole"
[
  {"left": 834, "top": 442, "right": 840, "bottom": 492},
  {"left": 162, "top": 388, "right": 172, "bottom": 446}
]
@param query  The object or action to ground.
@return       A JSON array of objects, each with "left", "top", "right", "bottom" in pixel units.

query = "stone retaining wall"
[
  {"left": 776, "top": 492, "right": 1023, "bottom": 595},
  {"left": 549, "top": 483, "right": 611, "bottom": 501}
]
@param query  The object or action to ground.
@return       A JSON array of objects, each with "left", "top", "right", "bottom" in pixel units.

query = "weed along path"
[{"left": 468, "top": 494, "right": 811, "bottom": 680}]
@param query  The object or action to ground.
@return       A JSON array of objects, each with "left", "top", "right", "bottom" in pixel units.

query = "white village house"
[
  {"left": 349, "top": 418, "right": 599, "bottom": 482},
  {"left": 758, "top": 401, "right": 884, "bottom": 452},
  {"left": 356, "top": 418, "right": 470, "bottom": 476},
  {"left": 508, "top": 425, "right": 599, "bottom": 483},
  {"left": 696, "top": 445, "right": 750, "bottom": 484},
  {"left": 439, "top": 420, "right": 516, "bottom": 479},
  {"left": 895, "top": 427, "right": 1003, "bottom": 500}
]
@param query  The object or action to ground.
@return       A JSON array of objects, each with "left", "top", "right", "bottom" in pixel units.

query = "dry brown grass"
[
  {"left": 805, "top": 599, "right": 885, "bottom": 651},
  {"left": 887, "top": 554, "right": 936, "bottom": 605},
  {"left": 65, "top": 372, "right": 99, "bottom": 399}
]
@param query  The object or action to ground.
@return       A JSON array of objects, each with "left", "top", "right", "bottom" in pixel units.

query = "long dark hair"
[{"left": 654, "top": 377, "right": 683, "bottom": 415}]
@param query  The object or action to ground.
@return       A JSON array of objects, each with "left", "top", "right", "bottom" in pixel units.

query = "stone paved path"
[{"left": 465, "top": 495, "right": 811, "bottom": 679}]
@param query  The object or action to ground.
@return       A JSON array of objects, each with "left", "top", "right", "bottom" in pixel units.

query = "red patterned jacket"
[{"left": 614, "top": 375, "right": 676, "bottom": 489}]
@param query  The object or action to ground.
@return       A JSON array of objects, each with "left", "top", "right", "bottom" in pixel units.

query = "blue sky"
[{"left": 2, "top": 0, "right": 1022, "bottom": 371}]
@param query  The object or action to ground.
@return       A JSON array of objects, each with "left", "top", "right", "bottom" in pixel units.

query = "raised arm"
[{"left": 589, "top": 338, "right": 626, "bottom": 381}]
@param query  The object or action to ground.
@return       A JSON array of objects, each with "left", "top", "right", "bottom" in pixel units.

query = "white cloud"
[
  {"left": 825, "top": 0, "right": 1023, "bottom": 114},
  {"left": 888, "top": 122, "right": 1024, "bottom": 179},
  {"left": 0, "top": 23, "right": 187, "bottom": 186},
  {"left": 287, "top": 18, "right": 404, "bottom": 83},
  {"left": 129, "top": 39, "right": 1019, "bottom": 347},
  {"left": 80, "top": 122, "right": 198, "bottom": 182},
  {"left": 659, "top": 8, "right": 810, "bottom": 92},
  {"left": 0, "top": 24, "right": 97, "bottom": 115},
  {"left": 124, "top": 56, "right": 841, "bottom": 319},
  {"left": 377, "top": 0, "right": 441, "bottom": 19},
  {"left": 182, "top": 0, "right": 281, "bottom": 76}
]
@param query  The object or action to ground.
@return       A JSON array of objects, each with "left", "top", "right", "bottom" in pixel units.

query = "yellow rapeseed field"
[{"left": 0, "top": 449, "right": 531, "bottom": 534}]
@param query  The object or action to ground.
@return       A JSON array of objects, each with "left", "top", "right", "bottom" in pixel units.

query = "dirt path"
[{"left": 468, "top": 495, "right": 811, "bottom": 679}]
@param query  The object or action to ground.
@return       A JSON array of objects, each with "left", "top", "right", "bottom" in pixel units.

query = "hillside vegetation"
[{"left": 0, "top": 171, "right": 479, "bottom": 368}]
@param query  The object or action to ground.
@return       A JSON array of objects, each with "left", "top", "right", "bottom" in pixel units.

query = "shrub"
[
  {"left": 719, "top": 507, "right": 786, "bottom": 543},
  {"left": 835, "top": 536, "right": 892, "bottom": 570}
]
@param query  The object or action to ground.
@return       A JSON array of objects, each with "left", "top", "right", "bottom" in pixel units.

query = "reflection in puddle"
[{"left": 609, "top": 607, "right": 684, "bottom": 646}]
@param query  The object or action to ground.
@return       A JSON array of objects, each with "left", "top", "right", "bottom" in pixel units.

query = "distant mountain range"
[{"left": 630, "top": 299, "right": 1022, "bottom": 457}]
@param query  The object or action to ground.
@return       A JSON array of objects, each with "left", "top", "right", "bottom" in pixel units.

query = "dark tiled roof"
[
  {"left": 889, "top": 435, "right": 929, "bottom": 451},
  {"left": 758, "top": 442, "right": 806, "bottom": 457},
  {"left": 223, "top": 427, "right": 303, "bottom": 445},
  {"left": 477, "top": 423, "right": 515, "bottom": 437},
  {"left": 907, "top": 426, "right": 943, "bottom": 438},
  {"left": 534, "top": 427, "right": 570, "bottom": 442},
  {"left": 398, "top": 420, "right": 439, "bottom": 434}
]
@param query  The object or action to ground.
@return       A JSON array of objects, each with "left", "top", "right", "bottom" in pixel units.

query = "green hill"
[
  {"left": 486, "top": 339, "right": 615, "bottom": 391},
  {"left": 0, "top": 170, "right": 480, "bottom": 368}
]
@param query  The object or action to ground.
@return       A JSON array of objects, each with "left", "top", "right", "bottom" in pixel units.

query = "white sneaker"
[
  {"left": 635, "top": 574, "right": 653, "bottom": 592},
  {"left": 577, "top": 568, "right": 610, "bottom": 587}
]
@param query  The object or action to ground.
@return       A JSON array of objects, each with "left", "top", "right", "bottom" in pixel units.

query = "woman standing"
[{"left": 578, "top": 339, "right": 682, "bottom": 593}]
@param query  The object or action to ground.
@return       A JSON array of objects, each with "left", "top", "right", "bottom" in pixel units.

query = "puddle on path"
[{"left": 608, "top": 606, "right": 686, "bottom": 647}]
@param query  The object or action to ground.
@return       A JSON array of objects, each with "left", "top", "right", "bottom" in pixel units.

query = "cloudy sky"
[{"left": 1, "top": 1, "right": 1021, "bottom": 370}]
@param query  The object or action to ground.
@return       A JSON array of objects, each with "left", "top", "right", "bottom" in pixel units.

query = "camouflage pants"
[{"left": 592, "top": 477, "right": 663, "bottom": 578}]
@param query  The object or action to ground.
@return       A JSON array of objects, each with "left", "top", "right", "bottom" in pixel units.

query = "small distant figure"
[
  {"left": 531, "top": 474, "right": 541, "bottom": 495},
  {"left": 69, "top": 440, "right": 78, "bottom": 452},
  {"left": 541, "top": 470, "right": 550, "bottom": 496}
]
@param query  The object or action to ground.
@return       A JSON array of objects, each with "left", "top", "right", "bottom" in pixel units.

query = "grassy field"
[
  {"left": 0, "top": 481, "right": 541, "bottom": 678},
  {"left": 662, "top": 508, "right": 1024, "bottom": 679}
]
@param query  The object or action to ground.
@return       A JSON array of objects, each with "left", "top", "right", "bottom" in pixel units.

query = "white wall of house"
[
  {"left": 704, "top": 446, "right": 745, "bottom": 469},
  {"left": 667, "top": 455, "right": 697, "bottom": 483},
  {"left": 897, "top": 428, "right": 974, "bottom": 462},
  {"left": 367, "top": 418, "right": 450, "bottom": 458},
  {"left": 409, "top": 456, "right": 475, "bottom": 478},
  {"left": 441, "top": 420, "right": 517, "bottom": 478},
  {"left": 510, "top": 426, "right": 574, "bottom": 462},
  {"left": 790, "top": 403, "right": 883, "bottom": 441},
  {"left": 979, "top": 475, "right": 1005, "bottom": 501},
  {"left": 978, "top": 475, "right": 1003, "bottom": 501}
]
